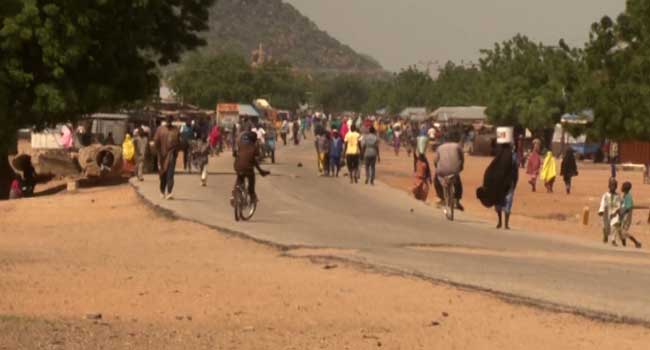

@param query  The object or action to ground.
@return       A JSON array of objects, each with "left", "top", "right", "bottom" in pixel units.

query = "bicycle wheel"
[
  {"left": 442, "top": 183, "right": 450, "bottom": 219},
  {"left": 239, "top": 180, "right": 257, "bottom": 221},
  {"left": 234, "top": 187, "right": 241, "bottom": 222},
  {"left": 447, "top": 183, "right": 455, "bottom": 221},
  {"left": 240, "top": 191, "right": 257, "bottom": 221}
]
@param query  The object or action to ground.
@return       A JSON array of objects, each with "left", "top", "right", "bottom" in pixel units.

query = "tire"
[
  {"left": 447, "top": 184, "right": 455, "bottom": 221},
  {"left": 234, "top": 189, "right": 241, "bottom": 222},
  {"left": 240, "top": 191, "right": 257, "bottom": 221}
]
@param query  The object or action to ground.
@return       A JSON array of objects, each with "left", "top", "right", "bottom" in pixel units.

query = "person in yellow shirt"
[
  {"left": 344, "top": 125, "right": 362, "bottom": 184},
  {"left": 541, "top": 151, "right": 556, "bottom": 193}
]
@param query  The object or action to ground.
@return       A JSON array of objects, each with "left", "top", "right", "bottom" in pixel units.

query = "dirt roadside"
[
  {"left": 378, "top": 144, "right": 650, "bottom": 245},
  {"left": 1, "top": 186, "right": 650, "bottom": 349}
]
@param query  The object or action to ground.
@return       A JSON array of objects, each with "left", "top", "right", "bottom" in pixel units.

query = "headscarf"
[{"left": 541, "top": 151, "right": 557, "bottom": 182}]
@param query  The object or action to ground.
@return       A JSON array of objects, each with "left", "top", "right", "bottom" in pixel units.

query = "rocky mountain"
[{"left": 202, "top": 0, "right": 384, "bottom": 73}]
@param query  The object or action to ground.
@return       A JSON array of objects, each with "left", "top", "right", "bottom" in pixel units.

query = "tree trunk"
[{"left": 0, "top": 150, "right": 12, "bottom": 200}]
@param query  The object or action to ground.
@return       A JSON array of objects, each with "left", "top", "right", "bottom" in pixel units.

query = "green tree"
[
  {"left": 364, "top": 79, "right": 392, "bottom": 114},
  {"left": 430, "top": 61, "right": 485, "bottom": 109},
  {"left": 480, "top": 35, "right": 581, "bottom": 130},
  {"left": 170, "top": 54, "right": 308, "bottom": 110},
  {"left": 171, "top": 53, "right": 255, "bottom": 109},
  {"left": 386, "top": 66, "right": 433, "bottom": 113},
  {"left": 580, "top": 0, "right": 650, "bottom": 140},
  {"left": 0, "top": 0, "right": 215, "bottom": 197},
  {"left": 251, "top": 61, "right": 308, "bottom": 110},
  {"left": 314, "top": 74, "right": 370, "bottom": 113}
]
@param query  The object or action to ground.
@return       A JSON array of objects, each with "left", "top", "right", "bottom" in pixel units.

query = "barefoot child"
[
  {"left": 599, "top": 178, "right": 622, "bottom": 246},
  {"left": 619, "top": 181, "right": 643, "bottom": 248}
]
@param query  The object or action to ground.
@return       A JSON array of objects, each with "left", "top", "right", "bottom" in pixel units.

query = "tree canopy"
[
  {"left": 479, "top": 35, "right": 582, "bottom": 131},
  {"left": 0, "top": 0, "right": 215, "bottom": 151},
  {"left": 580, "top": 0, "right": 650, "bottom": 140},
  {"left": 429, "top": 61, "right": 485, "bottom": 109},
  {"left": 170, "top": 53, "right": 308, "bottom": 110},
  {"left": 313, "top": 74, "right": 370, "bottom": 114}
]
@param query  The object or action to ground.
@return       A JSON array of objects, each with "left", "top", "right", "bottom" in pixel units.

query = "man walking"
[
  {"left": 180, "top": 120, "right": 195, "bottom": 172},
  {"left": 133, "top": 128, "right": 149, "bottom": 181},
  {"left": 280, "top": 119, "right": 289, "bottom": 146},
  {"left": 316, "top": 132, "right": 331, "bottom": 176},
  {"left": 154, "top": 116, "right": 180, "bottom": 200},
  {"left": 292, "top": 118, "right": 300, "bottom": 145},
  {"left": 362, "top": 126, "right": 380, "bottom": 185}
]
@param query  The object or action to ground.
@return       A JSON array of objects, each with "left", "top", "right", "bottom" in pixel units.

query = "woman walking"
[
  {"left": 560, "top": 148, "right": 578, "bottom": 194},
  {"left": 412, "top": 154, "right": 432, "bottom": 202},
  {"left": 477, "top": 141, "right": 518, "bottom": 229},
  {"left": 541, "top": 151, "right": 557, "bottom": 193}
]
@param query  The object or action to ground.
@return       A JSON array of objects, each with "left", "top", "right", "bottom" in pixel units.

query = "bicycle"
[
  {"left": 439, "top": 175, "right": 456, "bottom": 221},
  {"left": 232, "top": 176, "right": 257, "bottom": 222}
]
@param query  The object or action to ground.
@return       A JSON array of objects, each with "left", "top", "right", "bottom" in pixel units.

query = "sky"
[{"left": 284, "top": 0, "right": 627, "bottom": 71}]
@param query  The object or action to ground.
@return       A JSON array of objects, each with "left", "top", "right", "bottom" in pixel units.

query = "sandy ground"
[
  {"left": 2, "top": 185, "right": 650, "bottom": 349},
  {"left": 378, "top": 144, "right": 650, "bottom": 245}
]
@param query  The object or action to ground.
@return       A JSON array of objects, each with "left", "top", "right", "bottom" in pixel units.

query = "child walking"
[
  {"left": 599, "top": 178, "right": 622, "bottom": 246},
  {"left": 560, "top": 148, "right": 578, "bottom": 194},
  {"left": 619, "top": 181, "right": 643, "bottom": 248}
]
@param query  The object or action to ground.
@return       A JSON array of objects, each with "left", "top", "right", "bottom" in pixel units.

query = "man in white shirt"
[
  {"left": 252, "top": 124, "right": 266, "bottom": 145},
  {"left": 427, "top": 126, "right": 437, "bottom": 140}
]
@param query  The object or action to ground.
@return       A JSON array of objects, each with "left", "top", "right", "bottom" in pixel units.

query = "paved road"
[{"left": 132, "top": 142, "right": 650, "bottom": 323}]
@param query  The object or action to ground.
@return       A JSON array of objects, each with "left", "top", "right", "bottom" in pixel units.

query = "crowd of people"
[
  {"left": 478, "top": 133, "right": 642, "bottom": 248},
  {"left": 112, "top": 110, "right": 644, "bottom": 250}
]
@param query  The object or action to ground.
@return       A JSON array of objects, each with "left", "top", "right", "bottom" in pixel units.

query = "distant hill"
[{"left": 202, "top": 0, "right": 384, "bottom": 73}]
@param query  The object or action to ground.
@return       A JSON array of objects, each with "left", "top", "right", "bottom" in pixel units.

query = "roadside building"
[
  {"left": 430, "top": 106, "right": 487, "bottom": 127},
  {"left": 399, "top": 107, "right": 428, "bottom": 122}
]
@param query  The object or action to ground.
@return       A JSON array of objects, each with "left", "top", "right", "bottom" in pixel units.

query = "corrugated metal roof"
[
  {"left": 560, "top": 110, "right": 594, "bottom": 125},
  {"left": 88, "top": 113, "right": 129, "bottom": 120},
  {"left": 399, "top": 107, "right": 427, "bottom": 118},
  {"left": 431, "top": 106, "right": 487, "bottom": 121},
  {"left": 238, "top": 104, "right": 260, "bottom": 117}
]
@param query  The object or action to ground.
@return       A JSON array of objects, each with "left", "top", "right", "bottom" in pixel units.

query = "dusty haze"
[{"left": 285, "top": 0, "right": 626, "bottom": 71}]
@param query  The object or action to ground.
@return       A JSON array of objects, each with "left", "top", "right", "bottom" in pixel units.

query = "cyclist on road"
[
  {"left": 434, "top": 132, "right": 465, "bottom": 211},
  {"left": 233, "top": 125, "right": 270, "bottom": 204}
]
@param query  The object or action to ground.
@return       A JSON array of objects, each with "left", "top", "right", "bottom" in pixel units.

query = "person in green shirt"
[{"left": 619, "top": 181, "right": 642, "bottom": 248}]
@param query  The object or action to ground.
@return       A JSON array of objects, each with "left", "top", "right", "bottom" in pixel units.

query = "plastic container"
[{"left": 496, "top": 127, "right": 514, "bottom": 144}]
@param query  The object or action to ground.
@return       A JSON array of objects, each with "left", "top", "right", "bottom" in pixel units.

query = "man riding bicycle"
[
  {"left": 233, "top": 124, "right": 270, "bottom": 204},
  {"left": 434, "top": 132, "right": 465, "bottom": 211}
]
